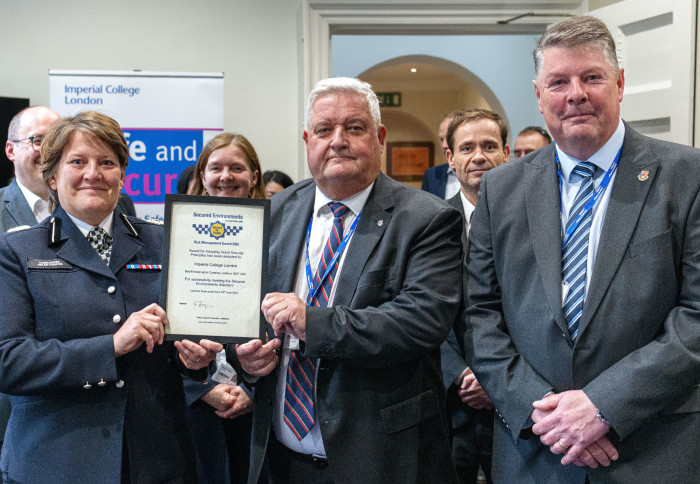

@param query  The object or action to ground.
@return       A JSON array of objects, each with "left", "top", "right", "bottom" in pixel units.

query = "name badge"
[
  {"left": 27, "top": 257, "right": 73, "bottom": 270},
  {"left": 286, "top": 334, "right": 300, "bottom": 351},
  {"left": 211, "top": 351, "right": 237, "bottom": 385}
]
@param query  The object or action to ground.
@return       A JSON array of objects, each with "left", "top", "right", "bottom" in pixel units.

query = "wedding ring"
[{"left": 558, "top": 439, "right": 570, "bottom": 450}]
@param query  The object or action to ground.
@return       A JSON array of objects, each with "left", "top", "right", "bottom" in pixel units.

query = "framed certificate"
[{"left": 161, "top": 194, "right": 270, "bottom": 343}]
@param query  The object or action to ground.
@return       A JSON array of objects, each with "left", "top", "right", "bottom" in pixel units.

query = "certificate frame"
[{"left": 161, "top": 194, "right": 270, "bottom": 344}]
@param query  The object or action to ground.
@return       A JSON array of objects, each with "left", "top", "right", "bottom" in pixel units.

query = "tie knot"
[
  {"left": 329, "top": 202, "right": 349, "bottom": 219},
  {"left": 573, "top": 161, "right": 595, "bottom": 180}
]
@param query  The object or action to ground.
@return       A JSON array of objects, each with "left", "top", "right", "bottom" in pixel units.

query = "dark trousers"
[
  {"left": 447, "top": 394, "right": 494, "bottom": 484},
  {"left": 268, "top": 434, "right": 333, "bottom": 484}
]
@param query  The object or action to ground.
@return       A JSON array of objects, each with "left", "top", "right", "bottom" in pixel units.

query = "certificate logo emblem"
[
  {"left": 192, "top": 221, "right": 243, "bottom": 240},
  {"left": 210, "top": 222, "right": 225, "bottom": 239}
]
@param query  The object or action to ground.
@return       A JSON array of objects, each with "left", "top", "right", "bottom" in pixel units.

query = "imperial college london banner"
[{"left": 49, "top": 70, "right": 224, "bottom": 221}]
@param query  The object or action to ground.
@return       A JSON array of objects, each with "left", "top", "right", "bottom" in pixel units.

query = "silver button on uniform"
[
  {"left": 107, "top": 286, "right": 116, "bottom": 294},
  {"left": 83, "top": 382, "right": 92, "bottom": 390},
  {"left": 98, "top": 379, "right": 106, "bottom": 387},
  {"left": 116, "top": 380, "right": 125, "bottom": 388},
  {"left": 113, "top": 314, "right": 121, "bottom": 324}
]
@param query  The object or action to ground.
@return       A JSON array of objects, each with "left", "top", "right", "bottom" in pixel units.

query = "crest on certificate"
[{"left": 192, "top": 221, "right": 242, "bottom": 240}]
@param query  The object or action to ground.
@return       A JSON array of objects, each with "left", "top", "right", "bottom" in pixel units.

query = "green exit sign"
[{"left": 377, "top": 92, "right": 401, "bottom": 107}]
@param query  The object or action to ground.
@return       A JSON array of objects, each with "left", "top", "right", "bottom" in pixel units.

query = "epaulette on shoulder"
[
  {"left": 6, "top": 225, "right": 31, "bottom": 233},
  {"left": 145, "top": 218, "right": 164, "bottom": 226}
]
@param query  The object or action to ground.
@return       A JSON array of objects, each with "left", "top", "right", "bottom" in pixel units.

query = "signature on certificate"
[{"left": 194, "top": 300, "right": 212, "bottom": 309}]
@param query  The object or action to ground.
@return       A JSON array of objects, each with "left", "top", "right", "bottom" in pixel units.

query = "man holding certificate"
[{"left": 229, "top": 77, "right": 462, "bottom": 483}]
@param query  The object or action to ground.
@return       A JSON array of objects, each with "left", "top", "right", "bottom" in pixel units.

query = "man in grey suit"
[
  {"left": 2, "top": 106, "right": 60, "bottom": 232},
  {"left": 229, "top": 77, "right": 462, "bottom": 483},
  {"left": 442, "top": 109, "right": 510, "bottom": 483},
  {"left": 463, "top": 16, "right": 700, "bottom": 483}
]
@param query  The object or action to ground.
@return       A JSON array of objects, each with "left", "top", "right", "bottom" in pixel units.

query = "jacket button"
[
  {"left": 113, "top": 314, "right": 121, "bottom": 324},
  {"left": 107, "top": 286, "right": 116, "bottom": 294},
  {"left": 116, "top": 380, "right": 125, "bottom": 388},
  {"left": 83, "top": 382, "right": 92, "bottom": 390},
  {"left": 97, "top": 379, "right": 106, "bottom": 387}
]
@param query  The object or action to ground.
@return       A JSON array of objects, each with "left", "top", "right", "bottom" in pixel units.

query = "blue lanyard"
[
  {"left": 556, "top": 145, "right": 622, "bottom": 248},
  {"left": 304, "top": 209, "right": 362, "bottom": 304}
]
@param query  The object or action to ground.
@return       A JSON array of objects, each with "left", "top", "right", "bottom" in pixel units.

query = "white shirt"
[
  {"left": 458, "top": 191, "right": 475, "bottom": 237},
  {"left": 16, "top": 179, "right": 50, "bottom": 223},
  {"left": 272, "top": 183, "right": 373, "bottom": 456},
  {"left": 68, "top": 212, "right": 114, "bottom": 238},
  {"left": 445, "top": 166, "right": 460, "bottom": 199},
  {"left": 557, "top": 119, "right": 625, "bottom": 298}
]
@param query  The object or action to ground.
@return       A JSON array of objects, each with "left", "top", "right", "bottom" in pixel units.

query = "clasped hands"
[
  {"left": 235, "top": 292, "right": 305, "bottom": 377},
  {"left": 457, "top": 368, "right": 493, "bottom": 410},
  {"left": 112, "top": 302, "right": 222, "bottom": 370},
  {"left": 531, "top": 390, "right": 618, "bottom": 468},
  {"left": 202, "top": 383, "right": 253, "bottom": 419}
]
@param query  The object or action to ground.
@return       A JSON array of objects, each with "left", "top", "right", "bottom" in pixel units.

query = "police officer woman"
[{"left": 0, "top": 110, "right": 222, "bottom": 483}]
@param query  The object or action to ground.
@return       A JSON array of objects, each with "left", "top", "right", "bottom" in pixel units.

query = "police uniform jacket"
[{"left": 0, "top": 206, "right": 195, "bottom": 484}]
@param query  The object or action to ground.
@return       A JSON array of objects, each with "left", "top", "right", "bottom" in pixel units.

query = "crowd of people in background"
[{"left": 0, "top": 14, "right": 698, "bottom": 484}]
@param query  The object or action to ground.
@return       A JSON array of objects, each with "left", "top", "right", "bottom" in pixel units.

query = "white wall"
[
  {"left": 0, "top": 0, "right": 306, "bottom": 182},
  {"left": 332, "top": 34, "right": 545, "bottom": 140}
]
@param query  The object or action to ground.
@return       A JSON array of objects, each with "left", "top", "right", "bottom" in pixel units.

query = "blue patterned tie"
[
  {"left": 562, "top": 162, "right": 595, "bottom": 339},
  {"left": 284, "top": 202, "right": 349, "bottom": 440}
]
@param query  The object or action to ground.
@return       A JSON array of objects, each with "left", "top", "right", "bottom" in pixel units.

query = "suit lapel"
[
  {"left": 525, "top": 146, "right": 570, "bottom": 336},
  {"left": 52, "top": 207, "right": 117, "bottom": 280},
  {"left": 276, "top": 183, "right": 315, "bottom": 293},
  {"left": 4, "top": 180, "right": 38, "bottom": 227},
  {"left": 578, "top": 127, "right": 658, "bottom": 336},
  {"left": 333, "top": 173, "right": 392, "bottom": 308}
]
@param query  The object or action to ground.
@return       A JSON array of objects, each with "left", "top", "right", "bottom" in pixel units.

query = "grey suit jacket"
[
  {"left": 462, "top": 124, "right": 700, "bottom": 483},
  {"left": 0, "top": 179, "right": 37, "bottom": 232},
  {"left": 233, "top": 172, "right": 462, "bottom": 484}
]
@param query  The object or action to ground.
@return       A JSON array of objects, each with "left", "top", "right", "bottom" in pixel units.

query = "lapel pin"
[
  {"left": 377, "top": 220, "right": 383, "bottom": 227},
  {"left": 637, "top": 170, "right": 649, "bottom": 181}
]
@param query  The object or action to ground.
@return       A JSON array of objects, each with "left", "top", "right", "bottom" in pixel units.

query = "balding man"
[{"left": 2, "top": 106, "right": 60, "bottom": 231}]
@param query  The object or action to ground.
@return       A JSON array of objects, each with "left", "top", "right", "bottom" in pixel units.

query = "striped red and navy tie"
[{"left": 284, "top": 202, "right": 349, "bottom": 440}]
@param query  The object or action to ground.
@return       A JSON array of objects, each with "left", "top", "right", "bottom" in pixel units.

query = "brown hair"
[
  {"left": 190, "top": 132, "right": 265, "bottom": 199},
  {"left": 446, "top": 109, "right": 509, "bottom": 153},
  {"left": 534, "top": 16, "right": 618, "bottom": 81},
  {"left": 41, "top": 110, "right": 128, "bottom": 211}
]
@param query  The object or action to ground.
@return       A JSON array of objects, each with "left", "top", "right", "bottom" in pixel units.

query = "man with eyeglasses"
[{"left": 2, "top": 106, "right": 60, "bottom": 232}]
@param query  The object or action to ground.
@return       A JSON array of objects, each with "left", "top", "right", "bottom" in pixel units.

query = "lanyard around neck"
[
  {"left": 556, "top": 145, "right": 622, "bottom": 248},
  {"left": 304, "top": 209, "right": 362, "bottom": 304}
]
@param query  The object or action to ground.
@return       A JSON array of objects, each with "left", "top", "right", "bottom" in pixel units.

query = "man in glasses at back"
[{"left": 2, "top": 106, "right": 60, "bottom": 232}]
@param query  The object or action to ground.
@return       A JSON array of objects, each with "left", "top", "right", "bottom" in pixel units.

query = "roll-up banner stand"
[{"left": 49, "top": 70, "right": 224, "bottom": 221}]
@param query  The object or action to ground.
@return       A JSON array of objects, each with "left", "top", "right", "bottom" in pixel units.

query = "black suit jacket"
[
  {"left": 235, "top": 173, "right": 462, "bottom": 484},
  {"left": 463, "top": 124, "right": 700, "bottom": 483}
]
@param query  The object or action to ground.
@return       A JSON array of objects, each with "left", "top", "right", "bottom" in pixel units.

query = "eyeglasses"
[{"left": 12, "top": 135, "right": 43, "bottom": 151}]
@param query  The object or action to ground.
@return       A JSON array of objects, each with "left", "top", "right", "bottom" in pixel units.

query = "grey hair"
[
  {"left": 533, "top": 16, "right": 619, "bottom": 81},
  {"left": 305, "top": 77, "right": 381, "bottom": 129}
]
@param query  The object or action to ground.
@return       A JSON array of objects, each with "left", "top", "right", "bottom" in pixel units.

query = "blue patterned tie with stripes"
[
  {"left": 284, "top": 202, "right": 349, "bottom": 440},
  {"left": 562, "top": 162, "right": 595, "bottom": 340}
]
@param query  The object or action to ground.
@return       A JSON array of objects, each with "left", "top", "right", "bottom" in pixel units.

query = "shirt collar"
[
  {"left": 556, "top": 118, "right": 625, "bottom": 182},
  {"left": 67, "top": 211, "right": 115, "bottom": 238},
  {"left": 314, "top": 181, "right": 374, "bottom": 217},
  {"left": 459, "top": 190, "right": 475, "bottom": 221},
  {"left": 15, "top": 178, "right": 45, "bottom": 210}
]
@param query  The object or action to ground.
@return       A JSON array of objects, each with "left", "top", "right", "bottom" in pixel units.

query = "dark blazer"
[
  {"left": 421, "top": 163, "right": 449, "bottom": 198},
  {"left": 234, "top": 172, "right": 462, "bottom": 484},
  {"left": 0, "top": 207, "right": 195, "bottom": 483},
  {"left": 462, "top": 124, "right": 700, "bottom": 483}
]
